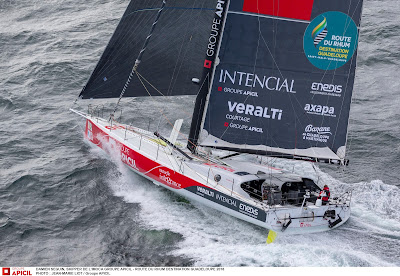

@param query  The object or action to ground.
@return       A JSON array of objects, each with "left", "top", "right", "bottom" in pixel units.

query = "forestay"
[
  {"left": 197, "top": 0, "right": 364, "bottom": 163},
  {"left": 79, "top": 0, "right": 216, "bottom": 99}
]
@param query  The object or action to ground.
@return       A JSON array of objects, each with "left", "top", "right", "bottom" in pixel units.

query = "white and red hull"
[{"left": 74, "top": 110, "right": 351, "bottom": 235}]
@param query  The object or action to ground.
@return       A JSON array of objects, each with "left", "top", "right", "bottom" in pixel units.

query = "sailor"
[{"left": 318, "top": 185, "right": 330, "bottom": 205}]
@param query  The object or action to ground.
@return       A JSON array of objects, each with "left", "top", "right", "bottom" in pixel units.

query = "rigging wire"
[
  {"left": 112, "top": 0, "right": 167, "bottom": 115},
  {"left": 81, "top": 5, "right": 156, "bottom": 96},
  {"left": 108, "top": 80, "right": 266, "bottom": 208},
  {"left": 134, "top": 69, "right": 194, "bottom": 118},
  {"left": 110, "top": 1, "right": 208, "bottom": 132},
  {"left": 213, "top": 1, "right": 329, "bottom": 164},
  {"left": 80, "top": 1, "right": 361, "bottom": 170},
  {"left": 335, "top": 0, "right": 364, "bottom": 164},
  {"left": 132, "top": 70, "right": 258, "bottom": 205},
  {"left": 134, "top": 69, "right": 209, "bottom": 156}
]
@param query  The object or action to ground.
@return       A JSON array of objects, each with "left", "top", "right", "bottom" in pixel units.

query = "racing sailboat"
[{"left": 71, "top": 0, "right": 363, "bottom": 235}]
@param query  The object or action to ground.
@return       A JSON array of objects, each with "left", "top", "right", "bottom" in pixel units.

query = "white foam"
[{"left": 92, "top": 141, "right": 399, "bottom": 266}]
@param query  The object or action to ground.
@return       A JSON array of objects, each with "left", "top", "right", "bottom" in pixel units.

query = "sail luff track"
[
  {"left": 195, "top": 0, "right": 364, "bottom": 164},
  {"left": 188, "top": 0, "right": 231, "bottom": 153}
]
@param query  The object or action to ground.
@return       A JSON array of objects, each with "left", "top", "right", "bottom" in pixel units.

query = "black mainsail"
[
  {"left": 79, "top": 0, "right": 216, "bottom": 99},
  {"left": 78, "top": 0, "right": 364, "bottom": 164},
  {"left": 191, "top": 0, "right": 364, "bottom": 164}
]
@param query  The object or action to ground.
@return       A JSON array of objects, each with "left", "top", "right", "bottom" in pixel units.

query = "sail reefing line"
[
  {"left": 192, "top": 0, "right": 363, "bottom": 165},
  {"left": 196, "top": 4, "right": 316, "bottom": 163},
  {"left": 70, "top": 0, "right": 362, "bottom": 235},
  {"left": 75, "top": 0, "right": 363, "bottom": 166},
  {"left": 112, "top": 0, "right": 167, "bottom": 115},
  {"left": 193, "top": 1, "right": 301, "bottom": 151},
  {"left": 200, "top": 5, "right": 317, "bottom": 159},
  {"left": 216, "top": 16, "right": 337, "bottom": 158}
]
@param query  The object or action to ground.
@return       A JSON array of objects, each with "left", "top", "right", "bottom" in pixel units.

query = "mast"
[
  {"left": 79, "top": 1, "right": 216, "bottom": 100},
  {"left": 187, "top": 0, "right": 363, "bottom": 164},
  {"left": 187, "top": 0, "right": 230, "bottom": 153}
]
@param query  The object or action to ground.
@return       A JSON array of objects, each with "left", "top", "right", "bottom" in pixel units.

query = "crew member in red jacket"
[{"left": 318, "top": 185, "right": 330, "bottom": 205}]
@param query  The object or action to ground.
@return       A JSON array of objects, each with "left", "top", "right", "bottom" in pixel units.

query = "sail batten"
[{"left": 194, "top": 0, "right": 364, "bottom": 163}]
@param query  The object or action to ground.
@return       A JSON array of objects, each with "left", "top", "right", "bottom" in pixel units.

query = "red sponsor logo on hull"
[
  {"left": 2, "top": 268, "right": 11, "bottom": 276},
  {"left": 85, "top": 119, "right": 209, "bottom": 191},
  {"left": 243, "top": 0, "right": 314, "bottom": 21}
]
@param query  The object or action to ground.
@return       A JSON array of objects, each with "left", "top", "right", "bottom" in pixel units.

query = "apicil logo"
[
  {"left": 204, "top": 59, "right": 212, "bottom": 68},
  {"left": 2, "top": 269, "right": 32, "bottom": 276},
  {"left": 2, "top": 268, "right": 11, "bottom": 276}
]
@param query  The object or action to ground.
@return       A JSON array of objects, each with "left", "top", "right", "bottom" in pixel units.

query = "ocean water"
[{"left": 1, "top": 0, "right": 399, "bottom": 267}]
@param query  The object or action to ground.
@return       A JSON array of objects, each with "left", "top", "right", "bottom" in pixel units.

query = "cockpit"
[{"left": 240, "top": 176, "right": 321, "bottom": 206}]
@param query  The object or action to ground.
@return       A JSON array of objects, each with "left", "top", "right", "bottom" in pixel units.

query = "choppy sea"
[{"left": 1, "top": 0, "right": 399, "bottom": 267}]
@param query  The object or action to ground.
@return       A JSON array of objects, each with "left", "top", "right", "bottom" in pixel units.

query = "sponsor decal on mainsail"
[
  {"left": 303, "top": 11, "right": 359, "bottom": 70},
  {"left": 305, "top": 125, "right": 332, "bottom": 135},
  {"left": 310, "top": 82, "right": 342, "bottom": 97},
  {"left": 199, "top": 1, "right": 361, "bottom": 160},
  {"left": 304, "top": 104, "right": 336, "bottom": 117},
  {"left": 302, "top": 124, "right": 332, "bottom": 143},
  {"left": 204, "top": 0, "right": 226, "bottom": 67},
  {"left": 227, "top": 101, "right": 283, "bottom": 120},
  {"left": 312, "top": 17, "right": 328, "bottom": 47},
  {"left": 188, "top": 0, "right": 229, "bottom": 151},
  {"left": 218, "top": 69, "right": 296, "bottom": 93}
]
